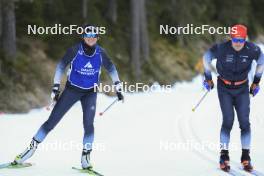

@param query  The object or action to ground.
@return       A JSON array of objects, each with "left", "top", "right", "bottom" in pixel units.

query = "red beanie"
[{"left": 230, "top": 24, "right": 247, "bottom": 38}]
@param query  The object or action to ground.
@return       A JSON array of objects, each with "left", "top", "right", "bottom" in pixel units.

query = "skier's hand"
[
  {"left": 203, "top": 79, "right": 214, "bottom": 91},
  {"left": 250, "top": 83, "right": 260, "bottom": 97},
  {"left": 51, "top": 84, "right": 60, "bottom": 101},
  {"left": 114, "top": 81, "right": 124, "bottom": 102},
  {"left": 116, "top": 91, "right": 124, "bottom": 101}
]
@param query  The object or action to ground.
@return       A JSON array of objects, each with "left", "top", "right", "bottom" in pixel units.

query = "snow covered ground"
[
  {"left": 1, "top": 76, "right": 264, "bottom": 176},
  {"left": 1, "top": 45, "right": 264, "bottom": 176}
]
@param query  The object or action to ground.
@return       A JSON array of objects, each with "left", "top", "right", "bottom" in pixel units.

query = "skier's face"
[
  {"left": 84, "top": 37, "right": 98, "bottom": 47},
  {"left": 231, "top": 37, "right": 246, "bottom": 51}
]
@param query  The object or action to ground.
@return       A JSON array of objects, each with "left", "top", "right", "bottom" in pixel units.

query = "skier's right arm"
[
  {"left": 53, "top": 45, "right": 78, "bottom": 84},
  {"left": 203, "top": 44, "right": 218, "bottom": 80},
  {"left": 51, "top": 45, "right": 78, "bottom": 101},
  {"left": 202, "top": 44, "right": 218, "bottom": 91}
]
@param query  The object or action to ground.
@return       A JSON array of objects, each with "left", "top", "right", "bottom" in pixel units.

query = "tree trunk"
[
  {"left": 106, "top": 0, "right": 117, "bottom": 24},
  {"left": 2, "top": 0, "right": 16, "bottom": 59},
  {"left": 0, "top": 0, "right": 2, "bottom": 75},
  {"left": 130, "top": 0, "right": 141, "bottom": 80},
  {"left": 82, "top": 0, "right": 88, "bottom": 23},
  {"left": 139, "top": 0, "right": 149, "bottom": 61},
  {"left": 0, "top": 0, "right": 2, "bottom": 47}
]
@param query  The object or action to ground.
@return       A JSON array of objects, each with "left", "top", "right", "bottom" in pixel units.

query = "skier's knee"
[
  {"left": 221, "top": 122, "right": 233, "bottom": 132},
  {"left": 83, "top": 116, "right": 94, "bottom": 130},
  {"left": 239, "top": 121, "right": 250, "bottom": 133}
]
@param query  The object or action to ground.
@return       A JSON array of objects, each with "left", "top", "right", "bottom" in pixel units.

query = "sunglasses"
[
  {"left": 82, "top": 33, "right": 98, "bottom": 38},
  {"left": 232, "top": 38, "right": 246, "bottom": 43}
]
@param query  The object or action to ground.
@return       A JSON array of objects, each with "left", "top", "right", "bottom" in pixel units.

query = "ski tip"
[
  {"left": 192, "top": 108, "right": 195, "bottom": 112},
  {"left": 1, "top": 162, "right": 34, "bottom": 169},
  {"left": 99, "top": 112, "right": 103, "bottom": 116}
]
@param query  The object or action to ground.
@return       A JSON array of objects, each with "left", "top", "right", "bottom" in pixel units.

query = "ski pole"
[
  {"left": 192, "top": 91, "right": 209, "bottom": 112},
  {"left": 99, "top": 98, "right": 119, "bottom": 116}
]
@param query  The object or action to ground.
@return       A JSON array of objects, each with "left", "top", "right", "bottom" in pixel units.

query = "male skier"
[{"left": 203, "top": 24, "right": 264, "bottom": 172}]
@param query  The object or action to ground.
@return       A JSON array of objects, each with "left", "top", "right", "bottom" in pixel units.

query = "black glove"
[
  {"left": 116, "top": 91, "right": 124, "bottom": 101},
  {"left": 51, "top": 84, "right": 60, "bottom": 101},
  {"left": 114, "top": 81, "right": 124, "bottom": 101},
  {"left": 250, "top": 76, "right": 261, "bottom": 96}
]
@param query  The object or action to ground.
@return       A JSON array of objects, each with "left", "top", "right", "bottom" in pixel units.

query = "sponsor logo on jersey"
[
  {"left": 84, "top": 62, "right": 93, "bottom": 68},
  {"left": 226, "top": 54, "right": 234, "bottom": 63}
]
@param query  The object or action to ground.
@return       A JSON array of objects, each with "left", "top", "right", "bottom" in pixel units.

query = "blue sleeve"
[
  {"left": 53, "top": 44, "right": 79, "bottom": 84},
  {"left": 254, "top": 48, "right": 264, "bottom": 80},
  {"left": 203, "top": 44, "right": 217, "bottom": 80},
  {"left": 101, "top": 48, "right": 120, "bottom": 83}
]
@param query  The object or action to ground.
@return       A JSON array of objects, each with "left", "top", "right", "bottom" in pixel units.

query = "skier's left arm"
[
  {"left": 250, "top": 48, "right": 264, "bottom": 96},
  {"left": 101, "top": 48, "right": 124, "bottom": 101},
  {"left": 253, "top": 49, "right": 264, "bottom": 83}
]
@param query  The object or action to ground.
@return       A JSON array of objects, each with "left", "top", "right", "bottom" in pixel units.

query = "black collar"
[{"left": 81, "top": 41, "right": 96, "bottom": 56}]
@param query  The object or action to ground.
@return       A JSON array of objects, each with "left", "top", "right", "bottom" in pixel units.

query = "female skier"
[{"left": 12, "top": 25, "right": 124, "bottom": 170}]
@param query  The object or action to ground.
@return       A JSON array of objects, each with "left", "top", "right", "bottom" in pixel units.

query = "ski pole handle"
[
  {"left": 99, "top": 98, "right": 119, "bottom": 116},
  {"left": 192, "top": 91, "right": 209, "bottom": 112}
]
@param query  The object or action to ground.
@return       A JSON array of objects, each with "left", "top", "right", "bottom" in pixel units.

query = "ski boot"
[
  {"left": 241, "top": 149, "right": 253, "bottom": 172},
  {"left": 12, "top": 138, "right": 39, "bottom": 165},
  {"left": 81, "top": 149, "right": 92, "bottom": 169},
  {"left": 219, "top": 150, "right": 230, "bottom": 172}
]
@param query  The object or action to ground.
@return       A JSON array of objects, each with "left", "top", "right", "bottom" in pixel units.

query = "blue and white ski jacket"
[
  {"left": 53, "top": 41, "right": 120, "bottom": 90},
  {"left": 203, "top": 40, "right": 264, "bottom": 82}
]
